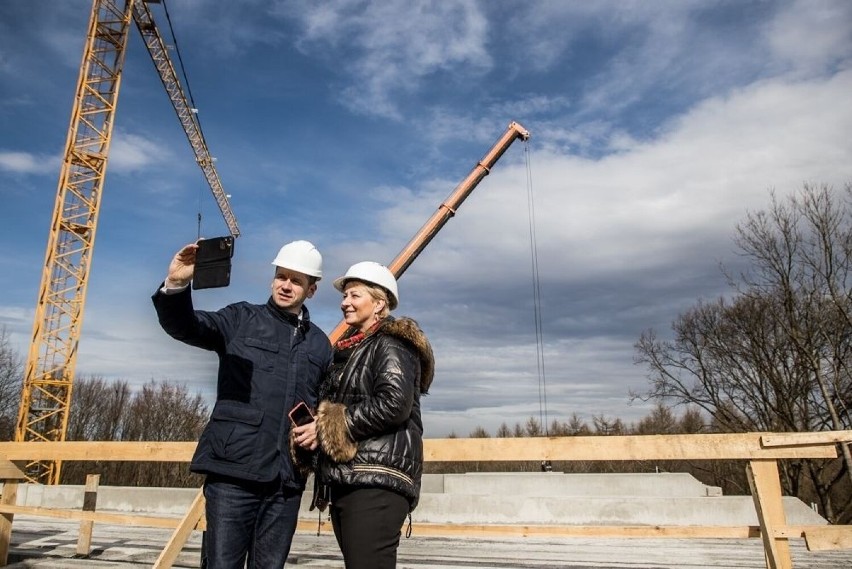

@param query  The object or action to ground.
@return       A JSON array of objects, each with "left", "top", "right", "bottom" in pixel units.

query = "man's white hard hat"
[
  {"left": 333, "top": 261, "right": 399, "bottom": 310},
  {"left": 271, "top": 240, "right": 323, "bottom": 279}
]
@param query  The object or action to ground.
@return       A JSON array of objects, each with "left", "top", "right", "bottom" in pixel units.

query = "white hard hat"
[
  {"left": 271, "top": 240, "right": 323, "bottom": 279},
  {"left": 333, "top": 261, "right": 399, "bottom": 310}
]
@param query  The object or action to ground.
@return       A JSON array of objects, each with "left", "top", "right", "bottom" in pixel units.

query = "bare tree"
[
  {"left": 635, "top": 183, "right": 852, "bottom": 522},
  {"left": 0, "top": 326, "right": 22, "bottom": 441},
  {"left": 524, "top": 417, "right": 542, "bottom": 436},
  {"left": 469, "top": 426, "right": 491, "bottom": 438},
  {"left": 63, "top": 378, "right": 207, "bottom": 487},
  {"left": 67, "top": 376, "right": 131, "bottom": 442},
  {"left": 634, "top": 403, "right": 678, "bottom": 435},
  {"left": 495, "top": 422, "right": 512, "bottom": 437},
  {"left": 592, "top": 415, "right": 625, "bottom": 435},
  {"left": 566, "top": 413, "right": 592, "bottom": 435}
]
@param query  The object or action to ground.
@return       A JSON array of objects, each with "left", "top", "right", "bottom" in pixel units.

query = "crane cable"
[
  {"left": 523, "top": 140, "right": 550, "bottom": 436},
  {"left": 160, "top": 0, "right": 206, "bottom": 238}
]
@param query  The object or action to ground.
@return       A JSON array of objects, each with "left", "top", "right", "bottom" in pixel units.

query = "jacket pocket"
[
  {"left": 244, "top": 336, "right": 279, "bottom": 373},
  {"left": 208, "top": 401, "right": 264, "bottom": 464}
]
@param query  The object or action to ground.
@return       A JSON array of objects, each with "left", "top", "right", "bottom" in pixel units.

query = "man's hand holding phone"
[{"left": 289, "top": 402, "right": 318, "bottom": 450}]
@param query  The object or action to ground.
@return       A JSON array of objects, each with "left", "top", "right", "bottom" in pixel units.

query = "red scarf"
[{"left": 335, "top": 319, "right": 384, "bottom": 351}]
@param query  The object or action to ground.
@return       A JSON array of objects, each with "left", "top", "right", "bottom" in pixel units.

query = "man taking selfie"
[{"left": 152, "top": 239, "right": 332, "bottom": 568}]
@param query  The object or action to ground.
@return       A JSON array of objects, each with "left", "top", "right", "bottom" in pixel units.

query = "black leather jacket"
[
  {"left": 153, "top": 286, "right": 331, "bottom": 488},
  {"left": 315, "top": 317, "right": 434, "bottom": 509}
]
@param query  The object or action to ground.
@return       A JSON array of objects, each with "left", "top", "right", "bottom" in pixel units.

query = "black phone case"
[{"left": 193, "top": 236, "right": 235, "bottom": 290}]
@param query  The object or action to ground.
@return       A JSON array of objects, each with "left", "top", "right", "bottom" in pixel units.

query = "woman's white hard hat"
[
  {"left": 334, "top": 261, "right": 399, "bottom": 310},
  {"left": 271, "top": 240, "right": 323, "bottom": 279}
]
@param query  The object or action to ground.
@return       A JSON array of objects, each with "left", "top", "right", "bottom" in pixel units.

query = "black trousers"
[{"left": 329, "top": 486, "right": 409, "bottom": 569}]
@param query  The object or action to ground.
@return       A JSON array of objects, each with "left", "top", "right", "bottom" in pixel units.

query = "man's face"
[{"left": 270, "top": 267, "right": 316, "bottom": 314}]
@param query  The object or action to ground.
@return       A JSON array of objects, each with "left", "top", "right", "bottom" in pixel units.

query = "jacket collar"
[{"left": 265, "top": 297, "right": 312, "bottom": 331}]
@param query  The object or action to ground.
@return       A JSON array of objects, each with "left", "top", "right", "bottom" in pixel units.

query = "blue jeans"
[{"left": 203, "top": 474, "right": 302, "bottom": 569}]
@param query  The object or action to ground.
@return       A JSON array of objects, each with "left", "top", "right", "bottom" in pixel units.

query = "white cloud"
[
  {"left": 359, "top": 67, "right": 852, "bottom": 432},
  {"left": 0, "top": 151, "right": 58, "bottom": 174},
  {"left": 289, "top": 0, "right": 491, "bottom": 118},
  {"left": 108, "top": 132, "right": 170, "bottom": 173},
  {"left": 767, "top": 0, "right": 852, "bottom": 73}
]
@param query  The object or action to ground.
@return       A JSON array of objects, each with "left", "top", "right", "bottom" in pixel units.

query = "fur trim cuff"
[
  {"left": 317, "top": 401, "right": 357, "bottom": 462},
  {"left": 288, "top": 430, "right": 313, "bottom": 480}
]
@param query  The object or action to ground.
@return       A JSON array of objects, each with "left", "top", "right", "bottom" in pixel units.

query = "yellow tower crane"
[{"left": 15, "top": 0, "right": 239, "bottom": 485}]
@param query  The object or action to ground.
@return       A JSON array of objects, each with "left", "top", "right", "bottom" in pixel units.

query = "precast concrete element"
[
  {"left": 441, "top": 472, "right": 723, "bottom": 497},
  {"left": 13, "top": 484, "right": 200, "bottom": 516},
  {"left": 8, "top": 472, "right": 827, "bottom": 528},
  {"left": 411, "top": 494, "right": 826, "bottom": 526}
]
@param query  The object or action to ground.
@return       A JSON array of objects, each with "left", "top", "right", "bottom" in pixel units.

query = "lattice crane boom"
[
  {"left": 15, "top": 0, "right": 238, "bottom": 484},
  {"left": 131, "top": 0, "right": 239, "bottom": 237}
]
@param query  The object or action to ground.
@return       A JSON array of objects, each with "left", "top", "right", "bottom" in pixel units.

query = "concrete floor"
[{"left": 5, "top": 515, "right": 852, "bottom": 569}]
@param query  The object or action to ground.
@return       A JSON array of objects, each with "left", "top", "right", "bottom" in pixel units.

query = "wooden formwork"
[{"left": 0, "top": 431, "right": 850, "bottom": 569}]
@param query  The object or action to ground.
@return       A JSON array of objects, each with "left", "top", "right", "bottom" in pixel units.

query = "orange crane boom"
[
  {"left": 328, "top": 121, "right": 529, "bottom": 343},
  {"left": 15, "top": 0, "right": 238, "bottom": 484}
]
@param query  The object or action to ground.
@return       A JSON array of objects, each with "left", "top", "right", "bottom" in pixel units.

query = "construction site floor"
[{"left": 5, "top": 515, "right": 852, "bottom": 568}]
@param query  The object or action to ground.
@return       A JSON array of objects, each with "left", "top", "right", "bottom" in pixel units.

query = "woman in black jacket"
[{"left": 293, "top": 261, "right": 433, "bottom": 569}]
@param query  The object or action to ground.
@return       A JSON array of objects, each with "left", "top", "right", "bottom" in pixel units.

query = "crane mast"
[{"left": 15, "top": 0, "right": 237, "bottom": 484}]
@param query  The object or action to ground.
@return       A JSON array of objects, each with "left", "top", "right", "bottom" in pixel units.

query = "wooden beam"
[
  {"left": 761, "top": 430, "right": 852, "bottom": 447},
  {"left": 373, "top": 523, "right": 764, "bottom": 539},
  {"left": 747, "top": 460, "right": 793, "bottom": 569},
  {"left": 423, "top": 434, "right": 838, "bottom": 462},
  {"left": 0, "top": 433, "right": 842, "bottom": 464},
  {"left": 0, "top": 480, "right": 18, "bottom": 566},
  {"left": 0, "top": 442, "right": 195, "bottom": 462},
  {"left": 76, "top": 474, "right": 100, "bottom": 556},
  {"left": 0, "top": 504, "right": 188, "bottom": 529},
  {"left": 802, "top": 526, "right": 852, "bottom": 551},
  {"left": 0, "top": 462, "right": 25, "bottom": 481},
  {"left": 153, "top": 489, "right": 205, "bottom": 569}
]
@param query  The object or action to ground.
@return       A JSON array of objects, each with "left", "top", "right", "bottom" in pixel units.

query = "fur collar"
[{"left": 381, "top": 316, "right": 434, "bottom": 394}]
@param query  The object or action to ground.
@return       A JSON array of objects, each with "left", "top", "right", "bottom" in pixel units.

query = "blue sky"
[{"left": 1, "top": 0, "right": 851, "bottom": 437}]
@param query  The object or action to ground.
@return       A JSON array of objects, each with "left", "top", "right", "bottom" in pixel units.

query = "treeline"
[
  {"left": 61, "top": 376, "right": 208, "bottom": 488},
  {"left": 0, "top": 337, "right": 847, "bottom": 522},
  {"left": 0, "top": 329, "right": 208, "bottom": 487}
]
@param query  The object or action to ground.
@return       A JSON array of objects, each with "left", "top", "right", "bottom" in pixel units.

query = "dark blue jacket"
[{"left": 152, "top": 286, "right": 331, "bottom": 488}]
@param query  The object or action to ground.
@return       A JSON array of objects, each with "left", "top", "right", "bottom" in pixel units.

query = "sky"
[{"left": 1, "top": 0, "right": 851, "bottom": 438}]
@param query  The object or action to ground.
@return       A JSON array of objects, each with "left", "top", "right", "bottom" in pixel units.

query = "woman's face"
[{"left": 340, "top": 281, "right": 383, "bottom": 333}]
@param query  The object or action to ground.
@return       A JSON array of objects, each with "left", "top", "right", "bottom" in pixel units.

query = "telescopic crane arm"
[{"left": 328, "top": 121, "right": 529, "bottom": 343}]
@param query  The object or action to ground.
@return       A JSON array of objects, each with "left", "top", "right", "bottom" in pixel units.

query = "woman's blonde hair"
[{"left": 360, "top": 281, "right": 392, "bottom": 318}]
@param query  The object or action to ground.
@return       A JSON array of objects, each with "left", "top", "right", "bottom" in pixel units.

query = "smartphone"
[
  {"left": 193, "top": 236, "right": 235, "bottom": 290},
  {"left": 195, "top": 236, "right": 234, "bottom": 264},
  {"left": 288, "top": 401, "right": 315, "bottom": 427}
]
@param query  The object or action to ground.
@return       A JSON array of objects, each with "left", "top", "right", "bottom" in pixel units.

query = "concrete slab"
[{"left": 5, "top": 516, "right": 852, "bottom": 568}]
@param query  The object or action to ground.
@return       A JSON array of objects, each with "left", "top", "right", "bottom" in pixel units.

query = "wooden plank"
[
  {"left": 0, "top": 442, "right": 195, "bottom": 462},
  {"left": 382, "top": 523, "right": 763, "bottom": 539},
  {"left": 153, "top": 489, "right": 205, "bottom": 569},
  {"left": 76, "top": 474, "right": 99, "bottom": 556},
  {"left": 0, "top": 504, "right": 188, "bottom": 529},
  {"left": 293, "top": 519, "right": 762, "bottom": 539},
  {"left": 0, "top": 462, "right": 25, "bottom": 480},
  {"left": 803, "top": 526, "right": 852, "bottom": 551},
  {"left": 0, "top": 480, "right": 17, "bottom": 566},
  {"left": 0, "top": 433, "right": 841, "bottom": 464},
  {"left": 761, "top": 430, "right": 852, "bottom": 447},
  {"left": 423, "top": 434, "right": 838, "bottom": 462},
  {"left": 747, "top": 460, "right": 793, "bottom": 569}
]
